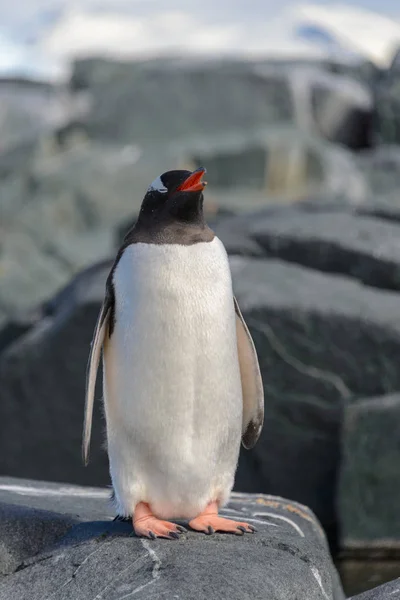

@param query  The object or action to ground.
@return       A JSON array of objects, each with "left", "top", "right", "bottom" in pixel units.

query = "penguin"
[{"left": 83, "top": 167, "right": 264, "bottom": 539}]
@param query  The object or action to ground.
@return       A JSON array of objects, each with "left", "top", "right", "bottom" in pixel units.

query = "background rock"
[
  {"left": 350, "top": 577, "right": 400, "bottom": 599},
  {"left": 0, "top": 261, "right": 112, "bottom": 487},
  {"left": 338, "top": 393, "right": 400, "bottom": 543}
]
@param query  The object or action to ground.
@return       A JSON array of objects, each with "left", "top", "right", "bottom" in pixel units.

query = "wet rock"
[{"left": 0, "top": 478, "right": 345, "bottom": 600}]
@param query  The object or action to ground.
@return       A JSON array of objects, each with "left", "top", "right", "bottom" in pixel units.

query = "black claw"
[
  {"left": 235, "top": 527, "right": 245, "bottom": 536},
  {"left": 176, "top": 525, "right": 187, "bottom": 533},
  {"left": 169, "top": 531, "right": 180, "bottom": 540},
  {"left": 237, "top": 526, "right": 247, "bottom": 534},
  {"left": 249, "top": 525, "right": 256, "bottom": 533},
  {"left": 207, "top": 526, "right": 215, "bottom": 535},
  {"left": 148, "top": 531, "right": 156, "bottom": 540}
]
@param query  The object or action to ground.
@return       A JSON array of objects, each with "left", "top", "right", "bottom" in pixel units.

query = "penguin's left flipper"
[
  {"left": 82, "top": 296, "right": 112, "bottom": 465},
  {"left": 234, "top": 297, "right": 264, "bottom": 449}
]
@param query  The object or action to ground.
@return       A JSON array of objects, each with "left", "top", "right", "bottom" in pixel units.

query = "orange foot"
[
  {"left": 133, "top": 502, "right": 187, "bottom": 540},
  {"left": 189, "top": 502, "right": 256, "bottom": 535}
]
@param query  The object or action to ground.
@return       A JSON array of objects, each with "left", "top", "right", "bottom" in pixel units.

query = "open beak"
[{"left": 177, "top": 167, "right": 207, "bottom": 193}]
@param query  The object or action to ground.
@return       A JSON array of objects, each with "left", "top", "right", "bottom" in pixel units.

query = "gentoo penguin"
[{"left": 83, "top": 167, "right": 264, "bottom": 539}]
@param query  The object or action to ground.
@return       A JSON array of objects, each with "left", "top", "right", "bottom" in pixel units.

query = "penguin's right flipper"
[
  {"left": 82, "top": 298, "right": 112, "bottom": 465},
  {"left": 234, "top": 297, "right": 264, "bottom": 450}
]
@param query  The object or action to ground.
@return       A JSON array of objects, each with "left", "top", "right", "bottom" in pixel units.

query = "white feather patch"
[{"left": 147, "top": 175, "right": 167, "bottom": 193}]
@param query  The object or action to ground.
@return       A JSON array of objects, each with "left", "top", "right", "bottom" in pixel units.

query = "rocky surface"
[
  {"left": 0, "top": 141, "right": 158, "bottom": 320},
  {"left": 351, "top": 577, "right": 400, "bottom": 599},
  {"left": 338, "top": 393, "right": 400, "bottom": 543},
  {"left": 70, "top": 57, "right": 373, "bottom": 150},
  {"left": 0, "top": 56, "right": 380, "bottom": 324},
  {"left": 214, "top": 206, "right": 400, "bottom": 291},
  {"left": 0, "top": 261, "right": 112, "bottom": 487},
  {"left": 0, "top": 477, "right": 345, "bottom": 600},
  {"left": 229, "top": 255, "right": 400, "bottom": 552}
]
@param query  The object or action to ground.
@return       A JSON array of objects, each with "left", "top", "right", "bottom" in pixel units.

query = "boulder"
[
  {"left": 70, "top": 57, "right": 373, "bottom": 151},
  {"left": 0, "top": 308, "right": 42, "bottom": 355},
  {"left": 0, "top": 140, "right": 162, "bottom": 322},
  {"left": 0, "top": 261, "right": 112, "bottom": 487},
  {"left": 338, "top": 393, "right": 400, "bottom": 543},
  {"left": 350, "top": 577, "right": 400, "bottom": 599},
  {"left": 0, "top": 477, "right": 345, "bottom": 600},
  {"left": 229, "top": 256, "right": 400, "bottom": 554},
  {"left": 220, "top": 210, "right": 400, "bottom": 291}
]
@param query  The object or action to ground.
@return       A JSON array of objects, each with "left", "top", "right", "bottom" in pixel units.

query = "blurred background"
[{"left": 1, "top": 0, "right": 400, "bottom": 596}]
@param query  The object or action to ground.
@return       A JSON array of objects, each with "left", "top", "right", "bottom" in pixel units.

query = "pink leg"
[
  {"left": 189, "top": 502, "right": 256, "bottom": 535},
  {"left": 133, "top": 502, "right": 187, "bottom": 540}
]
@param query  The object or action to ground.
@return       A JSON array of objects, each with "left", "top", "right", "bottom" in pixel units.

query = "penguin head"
[{"left": 138, "top": 167, "right": 208, "bottom": 226}]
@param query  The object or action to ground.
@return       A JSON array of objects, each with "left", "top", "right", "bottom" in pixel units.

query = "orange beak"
[{"left": 177, "top": 167, "right": 207, "bottom": 193}]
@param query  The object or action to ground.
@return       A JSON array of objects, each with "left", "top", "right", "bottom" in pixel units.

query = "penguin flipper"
[
  {"left": 82, "top": 298, "right": 111, "bottom": 465},
  {"left": 234, "top": 297, "right": 264, "bottom": 449}
]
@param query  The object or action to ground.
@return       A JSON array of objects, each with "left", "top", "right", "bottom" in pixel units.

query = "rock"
[
  {"left": 350, "top": 577, "right": 400, "bottom": 599},
  {"left": 212, "top": 202, "right": 351, "bottom": 257},
  {"left": 229, "top": 256, "right": 400, "bottom": 554},
  {"left": 0, "top": 77, "right": 89, "bottom": 153},
  {"left": 0, "top": 477, "right": 345, "bottom": 600},
  {"left": 338, "top": 393, "right": 400, "bottom": 543},
  {"left": 338, "top": 548, "right": 400, "bottom": 598},
  {"left": 0, "top": 502, "right": 76, "bottom": 576},
  {"left": 0, "top": 261, "right": 112, "bottom": 487},
  {"left": 217, "top": 210, "right": 400, "bottom": 291},
  {"left": 71, "top": 57, "right": 373, "bottom": 151},
  {"left": 0, "top": 141, "right": 159, "bottom": 321},
  {"left": 0, "top": 308, "right": 42, "bottom": 355}
]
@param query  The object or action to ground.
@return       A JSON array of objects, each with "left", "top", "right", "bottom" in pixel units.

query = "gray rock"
[
  {"left": 0, "top": 502, "right": 76, "bottom": 576},
  {"left": 212, "top": 200, "right": 355, "bottom": 257},
  {"left": 248, "top": 211, "right": 400, "bottom": 291},
  {"left": 229, "top": 257, "right": 400, "bottom": 552},
  {"left": 350, "top": 577, "right": 400, "bottom": 599},
  {"left": 0, "top": 141, "right": 162, "bottom": 321},
  {"left": 0, "top": 261, "right": 112, "bottom": 487},
  {"left": 0, "top": 308, "right": 41, "bottom": 355},
  {"left": 71, "top": 57, "right": 373, "bottom": 151},
  {"left": 338, "top": 393, "right": 400, "bottom": 543},
  {"left": 0, "top": 477, "right": 345, "bottom": 600}
]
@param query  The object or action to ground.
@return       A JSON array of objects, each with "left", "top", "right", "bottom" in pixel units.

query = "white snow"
[{"left": 1, "top": 3, "right": 400, "bottom": 81}]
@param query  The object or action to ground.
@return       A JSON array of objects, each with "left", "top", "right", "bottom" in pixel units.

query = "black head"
[{"left": 137, "top": 167, "right": 208, "bottom": 227}]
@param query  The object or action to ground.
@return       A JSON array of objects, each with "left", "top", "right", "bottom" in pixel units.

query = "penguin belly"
[{"left": 103, "top": 238, "right": 243, "bottom": 519}]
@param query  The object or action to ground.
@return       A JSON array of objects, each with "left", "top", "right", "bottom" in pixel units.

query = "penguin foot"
[
  {"left": 133, "top": 502, "right": 184, "bottom": 540},
  {"left": 189, "top": 502, "right": 256, "bottom": 535}
]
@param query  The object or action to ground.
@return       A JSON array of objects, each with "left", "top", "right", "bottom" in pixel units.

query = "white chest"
[
  {"left": 105, "top": 237, "right": 242, "bottom": 419},
  {"left": 103, "top": 237, "right": 243, "bottom": 518}
]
